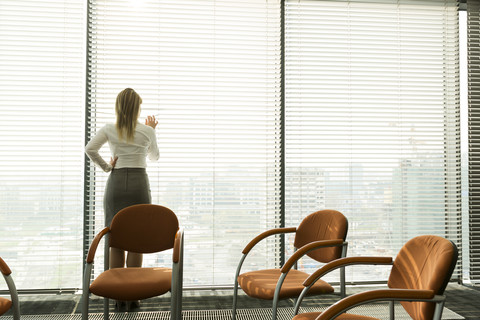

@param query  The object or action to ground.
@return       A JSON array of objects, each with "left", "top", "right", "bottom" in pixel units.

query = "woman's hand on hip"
[
  {"left": 145, "top": 115, "right": 158, "bottom": 129},
  {"left": 110, "top": 156, "right": 118, "bottom": 169}
]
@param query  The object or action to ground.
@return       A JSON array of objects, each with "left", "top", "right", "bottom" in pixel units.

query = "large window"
[
  {"left": 0, "top": 0, "right": 86, "bottom": 289},
  {"left": 85, "top": 0, "right": 282, "bottom": 286},
  {"left": 284, "top": 0, "right": 461, "bottom": 281},
  {"left": 0, "top": 0, "right": 464, "bottom": 290}
]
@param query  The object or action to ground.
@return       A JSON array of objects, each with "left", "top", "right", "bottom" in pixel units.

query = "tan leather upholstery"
[
  {"left": 82, "top": 204, "right": 183, "bottom": 320},
  {"left": 238, "top": 269, "right": 333, "bottom": 300},
  {"left": 0, "top": 258, "right": 13, "bottom": 315},
  {"left": 314, "top": 288, "right": 435, "bottom": 320},
  {"left": 233, "top": 209, "right": 347, "bottom": 320},
  {"left": 0, "top": 297, "right": 12, "bottom": 315},
  {"left": 243, "top": 228, "right": 297, "bottom": 255},
  {"left": 109, "top": 204, "right": 179, "bottom": 253},
  {"left": 293, "top": 235, "right": 457, "bottom": 320},
  {"left": 294, "top": 210, "right": 348, "bottom": 263},
  {"left": 0, "top": 258, "right": 11, "bottom": 276},
  {"left": 388, "top": 235, "right": 457, "bottom": 320},
  {"left": 237, "top": 210, "right": 347, "bottom": 301},
  {"left": 90, "top": 267, "right": 172, "bottom": 301},
  {"left": 173, "top": 230, "right": 182, "bottom": 263},
  {"left": 281, "top": 240, "right": 345, "bottom": 273},
  {"left": 303, "top": 257, "right": 393, "bottom": 287},
  {"left": 86, "top": 227, "right": 109, "bottom": 263},
  {"left": 0, "top": 257, "right": 19, "bottom": 319}
]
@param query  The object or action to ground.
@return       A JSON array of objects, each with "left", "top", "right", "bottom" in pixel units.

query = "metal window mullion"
[
  {"left": 279, "top": 0, "right": 286, "bottom": 268},
  {"left": 468, "top": 0, "right": 480, "bottom": 281},
  {"left": 83, "top": 0, "right": 96, "bottom": 278}
]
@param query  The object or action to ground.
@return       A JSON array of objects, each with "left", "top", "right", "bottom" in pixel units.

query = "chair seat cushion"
[
  {"left": 293, "top": 312, "right": 379, "bottom": 320},
  {"left": 238, "top": 269, "right": 334, "bottom": 300},
  {"left": 90, "top": 267, "right": 172, "bottom": 301},
  {"left": 0, "top": 297, "right": 12, "bottom": 315}
]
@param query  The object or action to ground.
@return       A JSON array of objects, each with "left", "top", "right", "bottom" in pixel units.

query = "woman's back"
[
  {"left": 85, "top": 122, "right": 159, "bottom": 171},
  {"left": 102, "top": 122, "right": 159, "bottom": 169}
]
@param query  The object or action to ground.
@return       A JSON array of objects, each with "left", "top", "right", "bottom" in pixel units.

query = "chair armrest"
[
  {"left": 303, "top": 256, "right": 393, "bottom": 286},
  {"left": 86, "top": 227, "right": 110, "bottom": 263},
  {"left": 242, "top": 227, "right": 296, "bottom": 254},
  {"left": 173, "top": 228, "right": 184, "bottom": 263},
  {"left": 0, "top": 257, "right": 12, "bottom": 276},
  {"left": 281, "top": 240, "right": 346, "bottom": 273},
  {"left": 318, "top": 289, "right": 435, "bottom": 320},
  {"left": 0, "top": 257, "right": 19, "bottom": 320}
]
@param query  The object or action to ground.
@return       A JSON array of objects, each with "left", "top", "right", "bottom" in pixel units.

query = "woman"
[{"left": 85, "top": 88, "right": 159, "bottom": 308}]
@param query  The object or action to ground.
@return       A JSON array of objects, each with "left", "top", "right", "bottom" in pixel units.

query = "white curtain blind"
[
  {"left": 0, "top": 0, "right": 86, "bottom": 289},
  {"left": 85, "top": 0, "right": 282, "bottom": 286},
  {"left": 468, "top": 0, "right": 480, "bottom": 281},
  {"left": 284, "top": 0, "right": 462, "bottom": 282}
]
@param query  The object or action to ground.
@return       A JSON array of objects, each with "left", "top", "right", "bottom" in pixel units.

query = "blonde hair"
[{"left": 115, "top": 88, "right": 142, "bottom": 142}]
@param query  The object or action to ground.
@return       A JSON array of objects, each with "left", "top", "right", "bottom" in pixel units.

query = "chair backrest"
[
  {"left": 293, "top": 209, "right": 348, "bottom": 263},
  {"left": 387, "top": 235, "right": 458, "bottom": 320},
  {"left": 109, "top": 204, "right": 179, "bottom": 254}
]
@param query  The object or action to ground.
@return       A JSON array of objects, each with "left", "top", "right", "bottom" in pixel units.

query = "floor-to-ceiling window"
[
  {"left": 0, "top": 0, "right": 86, "bottom": 289},
  {"left": 85, "top": 0, "right": 282, "bottom": 286},
  {"left": 0, "top": 0, "right": 464, "bottom": 291},
  {"left": 284, "top": 0, "right": 462, "bottom": 282}
]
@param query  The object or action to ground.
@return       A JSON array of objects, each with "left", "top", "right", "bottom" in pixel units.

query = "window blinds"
[
  {"left": 0, "top": 0, "right": 464, "bottom": 291},
  {"left": 468, "top": 0, "right": 480, "bottom": 281},
  {"left": 85, "top": 0, "right": 282, "bottom": 286},
  {"left": 284, "top": 0, "right": 461, "bottom": 282},
  {"left": 0, "top": 0, "right": 86, "bottom": 289}
]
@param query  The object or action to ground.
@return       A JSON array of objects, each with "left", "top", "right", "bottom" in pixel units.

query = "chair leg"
[
  {"left": 81, "top": 291, "right": 89, "bottom": 320},
  {"left": 171, "top": 289, "right": 178, "bottom": 320},
  {"left": 177, "top": 235, "right": 184, "bottom": 320},
  {"left": 103, "top": 298, "right": 109, "bottom": 320},
  {"left": 232, "top": 278, "right": 239, "bottom": 320},
  {"left": 177, "top": 280, "right": 183, "bottom": 320},
  {"left": 171, "top": 264, "right": 181, "bottom": 320},
  {"left": 340, "top": 266, "right": 346, "bottom": 298},
  {"left": 389, "top": 301, "right": 394, "bottom": 320},
  {"left": 433, "top": 300, "right": 446, "bottom": 320},
  {"left": 272, "top": 297, "right": 279, "bottom": 320},
  {"left": 272, "top": 272, "right": 287, "bottom": 320},
  {"left": 82, "top": 263, "right": 94, "bottom": 320},
  {"left": 233, "top": 254, "right": 248, "bottom": 320},
  {"left": 294, "top": 286, "right": 308, "bottom": 315},
  {"left": 4, "top": 275, "right": 20, "bottom": 320}
]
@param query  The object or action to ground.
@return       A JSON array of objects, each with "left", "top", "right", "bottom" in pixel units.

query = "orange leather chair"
[
  {"left": 0, "top": 257, "right": 20, "bottom": 320},
  {"left": 81, "top": 204, "right": 184, "bottom": 320},
  {"left": 293, "top": 235, "right": 458, "bottom": 320},
  {"left": 233, "top": 209, "right": 348, "bottom": 320}
]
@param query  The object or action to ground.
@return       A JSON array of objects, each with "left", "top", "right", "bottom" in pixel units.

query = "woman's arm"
[
  {"left": 85, "top": 126, "right": 113, "bottom": 172},
  {"left": 145, "top": 115, "right": 160, "bottom": 161}
]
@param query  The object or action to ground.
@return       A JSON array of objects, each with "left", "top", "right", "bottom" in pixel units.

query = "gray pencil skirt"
[{"left": 103, "top": 168, "right": 152, "bottom": 227}]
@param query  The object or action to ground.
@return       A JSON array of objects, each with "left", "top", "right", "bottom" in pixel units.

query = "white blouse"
[{"left": 85, "top": 122, "right": 159, "bottom": 172}]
